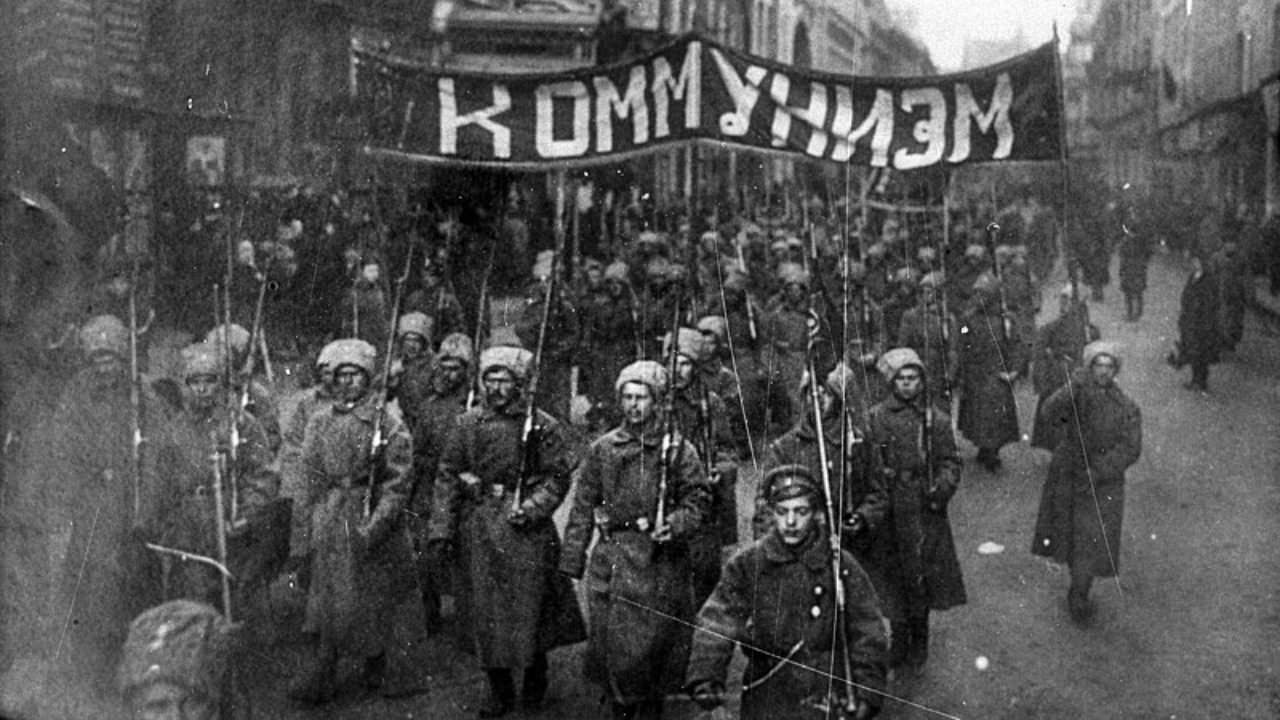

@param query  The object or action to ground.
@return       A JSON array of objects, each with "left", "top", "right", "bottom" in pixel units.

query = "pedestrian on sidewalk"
[
  {"left": 1171, "top": 256, "right": 1224, "bottom": 392},
  {"left": 1032, "top": 341, "right": 1141, "bottom": 622}
]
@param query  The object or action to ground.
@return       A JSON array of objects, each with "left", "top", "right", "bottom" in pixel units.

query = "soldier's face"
[
  {"left": 335, "top": 366, "right": 370, "bottom": 403},
  {"left": 893, "top": 368, "right": 923, "bottom": 401},
  {"left": 619, "top": 382, "right": 656, "bottom": 426},
  {"left": 90, "top": 352, "right": 126, "bottom": 383},
  {"left": 132, "top": 680, "right": 216, "bottom": 720},
  {"left": 673, "top": 355, "right": 695, "bottom": 390},
  {"left": 185, "top": 374, "right": 221, "bottom": 410},
  {"left": 773, "top": 495, "right": 817, "bottom": 546},
  {"left": 437, "top": 359, "right": 467, "bottom": 390},
  {"left": 586, "top": 267, "right": 603, "bottom": 286},
  {"left": 483, "top": 369, "right": 519, "bottom": 409},
  {"left": 400, "top": 334, "right": 426, "bottom": 359},
  {"left": 1090, "top": 356, "right": 1118, "bottom": 388},
  {"left": 605, "top": 278, "right": 625, "bottom": 297}
]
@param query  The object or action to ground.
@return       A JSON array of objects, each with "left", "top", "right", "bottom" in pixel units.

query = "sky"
[{"left": 887, "top": 0, "right": 1081, "bottom": 71}]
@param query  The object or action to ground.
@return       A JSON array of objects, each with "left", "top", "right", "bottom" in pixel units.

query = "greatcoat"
[
  {"left": 431, "top": 402, "right": 586, "bottom": 669},
  {"left": 957, "top": 302, "right": 1024, "bottom": 451},
  {"left": 295, "top": 392, "right": 416, "bottom": 657},
  {"left": 1032, "top": 369, "right": 1142, "bottom": 577},
  {"left": 866, "top": 394, "right": 967, "bottom": 622},
  {"left": 560, "top": 423, "right": 711, "bottom": 705}
]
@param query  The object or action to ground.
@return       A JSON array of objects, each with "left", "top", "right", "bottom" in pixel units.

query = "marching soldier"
[
  {"left": 687, "top": 464, "right": 889, "bottom": 720},
  {"left": 344, "top": 257, "right": 392, "bottom": 356},
  {"left": 205, "top": 324, "right": 281, "bottom": 454},
  {"left": 409, "top": 332, "right": 474, "bottom": 635},
  {"left": 956, "top": 275, "right": 1025, "bottom": 472},
  {"left": 995, "top": 243, "right": 1039, "bottom": 374},
  {"left": 560, "top": 361, "right": 711, "bottom": 720},
  {"left": 664, "top": 327, "right": 739, "bottom": 606},
  {"left": 897, "top": 272, "right": 959, "bottom": 410},
  {"left": 1030, "top": 286, "right": 1095, "bottom": 451},
  {"left": 762, "top": 263, "right": 812, "bottom": 433},
  {"left": 515, "top": 251, "right": 579, "bottom": 422},
  {"left": 579, "top": 260, "right": 643, "bottom": 430},
  {"left": 286, "top": 339, "right": 421, "bottom": 703},
  {"left": 1032, "top": 341, "right": 1141, "bottom": 622},
  {"left": 391, "top": 311, "right": 437, "bottom": 431},
  {"left": 867, "top": 349, "right": 966, "bottom": 673},
  {"left": 430, "top": 345, "right": 585, "bottom": 718},
  {"left": 161, "top": 343, "right": 278, "bottom": 606},
  {"left": 880, "top": 267, "right": 919, "bottom": 348},
  {"left": 404, "top": 260, "right": 466, "bottom": 345}
]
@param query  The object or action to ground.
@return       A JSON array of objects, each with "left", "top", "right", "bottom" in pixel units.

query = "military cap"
[
  {"left": 604, "top": 260, "right": 630, "bottom": 283},
  {"left": 205, "top": 324, "right": 251, "bottom": 356},
  {"left": 778, "top": 262, "right": 810, "bottom": 288},
  {"left": 785, "top": 236, "right": 805, "bottom": 250},
  {"left": 762, "top": 464, "right": 820, "bottom": 503},
  {"left": 971, "top": 271, "right": 998, "bottom": 296},
  {"left": 396, "top": 312, "right": 433, "bottom": 341},
  {"left": 480, "top": 346, "right": 533, "bottom": 381},
  {"left": 964, "top": 243, "right": 987, "bottom": 260},
  {"left": 994, "top": 244, "right": 1016, "bottom": 262},
  {"left": 80, "top": 315, "right": 130, "bottom": 359},
  {"left": 877, "top": 347, "right": 924, "bottom": 382},
  {"left": 637, "top": 230, "right": 663, "bottom": 246},
  {"left": 328, "top": 339, "right": 377, "bottom": 376},
  {"left": 316, "top": 341, "right": 338, "bottom": 368},
  {"left": 770, "top": 238, "right": 790, "bottom": 253},
  {"left": 181, "top": 343, "right": 221, "bottom": 380},
  {"left": 615, "top": 359, "right": 669, "bottom": 396},
  {"left": 1058, "top": 283, "right": 1076, "bottom": 298},
  {"left": 892, "top": 267, "right": 920, "bottom": 285},
  {"left": 917, "top": 246, "right": 937, "bottom": 262},
  {"left": 663, "top": 327, "right": 710, "bottom": 364},
  {"left": 865, "top": 242, "right": 887, "bottom": 258},
  {"left": 920, "top": 271, "right": 945, "bottom": 289},
  {"left": 582, "top": 257, "right": 604, "bottom": 273},
  {"left": 1082, "top": 340, "right": 1121, "bottom": 371},
  {"left": 117, "top": 600, "right": 232, "bottom": 703},
  {"left": 696, "top": 315, "right": 728, "bottom": 343},
  {"left": 438, "top": 332, "right": 474, "bottom": 365}
]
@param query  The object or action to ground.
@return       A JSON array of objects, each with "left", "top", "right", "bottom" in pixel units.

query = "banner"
[{"left": 354, "top": 34, "right": 1063, "bottom": 170}]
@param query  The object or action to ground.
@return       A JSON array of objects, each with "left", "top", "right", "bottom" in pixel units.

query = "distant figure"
[
  {"left": 1117, "top": 222, "right": 1152, "bottom": 321},
  {"left": 1172, "top": 257, "right": 1224, "bottom": 392}
]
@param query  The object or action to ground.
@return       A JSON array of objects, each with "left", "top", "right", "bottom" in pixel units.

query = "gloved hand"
[{"left": 690, "top": 680, "right": 725, "bottom": 711}]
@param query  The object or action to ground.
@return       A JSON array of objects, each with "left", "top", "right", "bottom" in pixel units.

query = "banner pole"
[{"left": 1052, "top": 22, "right": 1079, "bottom": 300}]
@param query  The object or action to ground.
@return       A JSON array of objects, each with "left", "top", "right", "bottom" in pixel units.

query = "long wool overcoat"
[
  {"left": 957, "top": 303, "right": 1024, "bottom": 451},
  {"left": 560, "top": 424, "right": 711, "bottom": 705},
  {"left": 866, "top": 395, "right": 967, "bottom": 622},
  {"left": 1032, "top": 369, "right": 1142, "bottom": 577},
  {"left": 296, "top": 393, "right": 416, "bottom": 657},
  {"left": 431, "top": 402, "right": 586, "bottom": 669}
]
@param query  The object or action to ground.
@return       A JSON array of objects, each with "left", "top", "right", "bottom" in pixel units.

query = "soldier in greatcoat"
[
  {"left": 687, "top": 464, "right": 889, "bottom": 720},
  {"left": 1174, "top": 255, "right": 1224, "bottom": 392},
  {"left": 407, "top": 332, "right": 473, "bottom": 634},
  {"left": 560, "top": 360, "right": 711, "bottom": 720},
  {"left": 205, "top": 324, "right": 281, "bottom": 454},
  {"left": 278, "top": 343, "right": 337, "bottom": 595},
  {"left": 161, "top": 343, "right": 279, "bottom": 607},
  {"left": 391, "top": 312, "right": 437, "bottom": 423},
  {"left": 515, "top": 252, "right": 579, "bottom": 422},
  {"left": 867, "top": 349, "right": 966, "bottom": 673},
  {"left": 1030, "top": 286, "right": 1095, "bottom": 451},
  {"left": 1032, "top": 341, "right": 1141, "bottom": 622},
  {"left": 897, "top": 272, "right": 958, "bottom": 412},
  {"left": 664, "top": 327, "right": 739, "bottom": 607},
  {"left": 431, "top": 345, "right": 585, "bottom": 718},
  {"left": 6, "top": 316, "right": 178, "bottom": 713},
  {"left": 956, "top": 275, "right": 1025, "bottom": 472},
  {"left": 286, "top": 339, "right": 421, "bottom": 703},
  {"left": 761, "top": 263, "right": 812, "bottom": 434},
  {"left": 579, "top": 260, "right": 643, "bottom": 430}
]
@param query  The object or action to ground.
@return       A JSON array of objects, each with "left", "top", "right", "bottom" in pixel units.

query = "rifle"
[
  {"left": 365, "top": 243, "right": 415, "bottom": 518},
  {"left": 655, "top": 288, "right": 684, "bottom": 538},
  {"left": 733, "top": 234, "right": 759, "bottom": 343},
  {"left": 805, "top": 292, "right": 858, "bottom": 716},
  {"left": 986, "top": 221, "right": 1014, "bottom": 341},
  {"left": 513, "top": 173, "right": 567, "bottom": 513},
  {"left": 466, "top": 246, "right": 496, "bottom": 410},
  {"left": 208, "top": 431, "right": 235, "bottom": 620},
  {"left": 212, "top": 286, "right": 242, "bottom": 524},
  {"left": 127, "top": 260, "right": 144, "bottom": 526}
]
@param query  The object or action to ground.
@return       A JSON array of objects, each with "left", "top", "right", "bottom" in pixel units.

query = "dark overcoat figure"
[
  {"left": 957, "top": 282, "right": 1025, "bottom": 467},
  {"left": 1031, "top": 293, "right": 1094, "bottom": 450},
  {"left": 1176, "top": 260, "right": 1224, "bottom": 390}
]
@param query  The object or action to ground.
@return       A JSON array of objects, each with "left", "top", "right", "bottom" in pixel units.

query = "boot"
[
  {"left": 522, "top": 653, "right": 549, "bottom": 710},
  {"left": 288, "top": 643, "right": 338, "bottom": 705},
  {"left": 905, "top": 616, "right": 930, "bottom": 670},
  {"left": 1134, "top": 295, "right": 1144, "bottom": 320},
  {"left": 1068, "top": 572, "right": 1094, "bottom": 623},
  {"left": 478, "top": 669, "right": 515, "bottom": 718}
]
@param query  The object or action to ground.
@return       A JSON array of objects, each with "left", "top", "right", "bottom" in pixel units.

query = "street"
[{"left": 237, "top": 251, "right": 1280, "bottom": 719}]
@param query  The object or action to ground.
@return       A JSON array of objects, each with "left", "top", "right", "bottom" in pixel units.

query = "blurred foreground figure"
[
  {"left": 118, "top": 600, "right": 235, "bottom": 720},
  {"left": 560, "top": 361, "right": 711, "bottom": 720},
  {"left": 687, "top": 464, "right": 889, "bottom": 719},
  {"left": 1032, "top": 341, "right": 1142, "bottom": 622}
]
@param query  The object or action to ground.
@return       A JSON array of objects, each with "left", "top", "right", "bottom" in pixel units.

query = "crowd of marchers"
[{"left": 43, "top": 178, "right": 1280, "bottom": 720}]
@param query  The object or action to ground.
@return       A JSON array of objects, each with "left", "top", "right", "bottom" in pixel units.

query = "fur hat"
[
  {"left": 397, "top": 312, "right": 433, "bottom": 340},
  {"left": 1082, "top": 340, "right": 1121, "bottom": 371},
  {"left": 479, "top": 346, "right": 534, "bottom": 381},
  {"left": 777, "top": 262, "right": 810, "bottom": 288},
  {"left": 117, "top": 600, "right": 233, "bottom": 703},
  {"left": 920, "top": 271, "right": 945, "bottom": 289},
  {"left": 615, "top": 359, "right": 669, "bottom": 396},
  {"left": 964, "top": 243, "right": 987, "bottom": 260},
  {"left": 437, "top": 332, "right": 474, "bottom": 365},
  {"left": 181, "top": 343, "right": 222, "bottom": 379},
  {"left": 696, "top": 315, "right": 728, "bottom": 343},
  {"left": 604, "top": 261, "right": 630, "bottom": 283},
  {"left": 328, "top": 339, "right": 377, "bottom": 376},
  {"left": 205, "top": 324, "right": 251, "bottom": 356},
  {"left": 877, "top": 348, "right": 924, "bottom": 382},
  {"left": 532, "top": 250, "right": 556, "bottom": 281},
  {"left": 486, "top": 326, "right": 524, "bottom": 350},
  {"left": 663, "top": 327, "right": 710, "bottom": 364},
  {"left": 762, "top": 464, "right": 820, "bottom": 503},
  {"left": 80, "top": 315, "right": 130, "bottom": 359}
]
